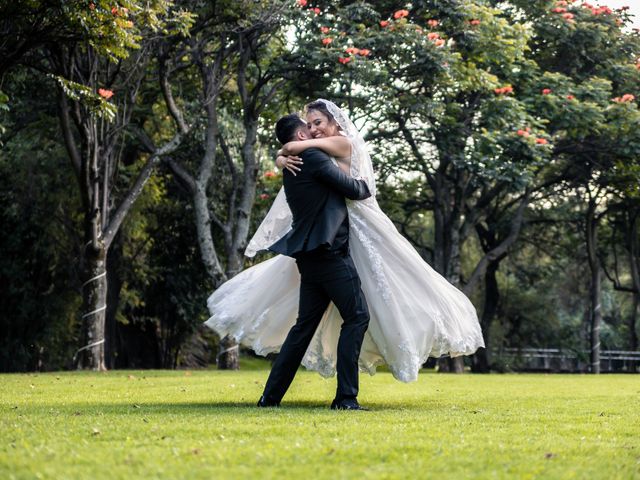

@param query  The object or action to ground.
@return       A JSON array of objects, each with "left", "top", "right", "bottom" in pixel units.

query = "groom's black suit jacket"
[{"left": 269, "top": 148, "right": 371, "bottom": 258}]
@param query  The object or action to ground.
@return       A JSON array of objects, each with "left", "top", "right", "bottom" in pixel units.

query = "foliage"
[
  {"left": 112, "top": 171, "right": 214, "bottom": 368},
  {"left": 0, "top": 75, "right": 82, "bottom": 371},
  {"left": 1, "top": 0, "right": 639, "bottom": 371}
]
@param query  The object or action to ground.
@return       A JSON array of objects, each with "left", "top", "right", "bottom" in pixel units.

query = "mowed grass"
[{"left": 1, "top": 360, "right": 639, "bottom": 479}]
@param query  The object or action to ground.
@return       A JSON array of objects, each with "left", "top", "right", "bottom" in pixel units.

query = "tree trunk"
[
  {"left": 630, "top": 293, "right": 639, "bottom": 373},
  {"left": 193, "top": 184, "right": 226, "bottom": 283},
  {"left": 211, "top": 117, "right": 259, "bottom": 370},
  {"left": 433, "top": 183, "right": 465, "bottom": 373},
  {"left": 191, "top": 183, "right": 240, "bottom": 371},
  {"left": 105, "top": 235, "right": 124, "bottom": 369},
  {"left": 472, "top": 261, "right": 500, "bottom": 373},
  {"left": 217, "top": 335, "right": 239, "bottom": 370},
  {"left": 432, "top": 192, "right": 461, "bottom": 282},
  {"left": 631, "top": 292, "right": 638, "bottom": 352},
  {"left": 586, "top": 200, "right": 602, "bottom": 374},
  {"left": 628, "top": 212, "right": 639, "bottom": 354},
  {"left": 76, "top": 242, "right": 108, "bottom": 370}
]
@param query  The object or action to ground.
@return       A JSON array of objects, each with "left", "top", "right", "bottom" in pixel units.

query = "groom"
[{"left": 257, "top": 114, "right": 372, "bottom": 410}]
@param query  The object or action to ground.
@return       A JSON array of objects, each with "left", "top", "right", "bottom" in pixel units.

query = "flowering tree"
[
  {"left": 287, "top": 0, "right": 640, "bottom": 372},
  {"left": 512, "top": 0, "right": 640, "bottom": 372},
  {"left": 288, "top": 0, "right": 552, "bottom": 371}
]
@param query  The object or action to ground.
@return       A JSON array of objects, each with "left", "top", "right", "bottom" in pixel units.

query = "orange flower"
[
  {"left": 345, "top": 47, "right": 359, "bottom": 54},
  {"left": 594, "top": 6, "right": 613, "bottom": 15},
  {"left": 111, "top": 6, "right": 119, "bottom": 15},
  {"left": 566, "top": 94, "right": 575, "bottom": 100},
  {"left": 494, "top": 85, "right": 513, "bottom": 95},
  {"left": 469, "top": 19, "right": 481, "bottom": 26},
  {"left": 357, "top": 49, "right": 371, "bottom": 56},
  {"left": 427, "top": 32, "right": 440, "bottom": 40},
  {"left": 297, "top": 0, "right": 307, "bottom": 6},
  {"left": 542, "top": 88, "right": 552, "bottom": 95},
  {"left": 260, "top": 193, "right": 270, "bottom": 200},
  {"left": 264, "top": 171, "right": 276, "bottom": 178},
  {"left": 338, "top": 57, "right": 351, "bottom": 64},
  {"left": 517, "top": 129, "right": 530, "bottom": 137},
  {"left": 613, "top": 94, "right": 635, "bottom": 103},
  {"left": 535, "top": 138, "right": 548, "bottom": 145},
  {"left": 552, "top": 7, "right": 567, "bottom": 13},
  {"left": 311, "top": 7, "right": 320, "bottom": 14},
  {"left": 98, "top": 88, "right": 114, "bottom": 99},
  {"left": 322, "top": 38, "right": 333, "bottom": 45},
  {"left": 427, "top": 19, "right": 439, "bottom": 28},
  {"left": 434, "top": 39, "right": 445, "bottom": 47},
  {"left": 562, "top": 12, "right": 575, "bottom": 20},
  {"left": 320, "top": 26, "right": 330, "bottom": 34},
  {"left": 393, "top": 9, "right": 409, "bottom": 19},
  {"left": 380, "top": 20, "right": 389, "bottom": 27}
]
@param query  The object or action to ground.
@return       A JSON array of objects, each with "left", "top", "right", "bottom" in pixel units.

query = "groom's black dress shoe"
[
  {"left": 330, "top": 398, "right": 369, "bottom": 411},
  {"left": 257, "top": 395, "right": 280, "bottom": 408}
]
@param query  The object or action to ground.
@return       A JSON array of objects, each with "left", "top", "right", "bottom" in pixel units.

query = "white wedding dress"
[{"left": 205, "top": 100, "right": 484, "bottom": 382}]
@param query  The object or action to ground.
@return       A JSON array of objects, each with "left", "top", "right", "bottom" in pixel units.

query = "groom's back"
[{"left": 269, "top": 148, "right": 351, "bottom": 257}]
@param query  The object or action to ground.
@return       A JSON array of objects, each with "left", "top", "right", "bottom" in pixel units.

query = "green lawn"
[{"left": 1, "top": 361, "right": 638, "bottom": 479}]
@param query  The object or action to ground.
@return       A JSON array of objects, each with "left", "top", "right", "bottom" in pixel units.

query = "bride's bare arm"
[{"left": 282, "top": 136, "right": 351, "bottom": 159}]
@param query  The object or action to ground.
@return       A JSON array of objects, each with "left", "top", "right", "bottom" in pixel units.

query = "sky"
[{"left": 603, "top": 0, "right": 640, "bottom": 27}]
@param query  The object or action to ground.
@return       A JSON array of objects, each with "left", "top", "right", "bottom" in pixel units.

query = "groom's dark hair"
[{"left": 275, "top": 114, "right": 306, "bottom": 145}]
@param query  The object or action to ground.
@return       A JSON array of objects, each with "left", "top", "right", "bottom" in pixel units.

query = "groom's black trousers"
[{"left": 262, "top": 250, "right": 370, "bottom": 403}]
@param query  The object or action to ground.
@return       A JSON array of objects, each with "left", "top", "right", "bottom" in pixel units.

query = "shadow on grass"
[{"left": 6, "top": 399, "right": 441, "bottom": 416}]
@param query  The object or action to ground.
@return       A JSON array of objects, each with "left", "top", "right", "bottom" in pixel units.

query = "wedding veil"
[{"left": 244, "top": 99, "right": 376, "bottom": 257}]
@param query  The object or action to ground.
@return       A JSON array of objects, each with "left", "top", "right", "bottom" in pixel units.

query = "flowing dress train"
[{"left": 205, "top": 194, "right": 484, "bottom": 382}]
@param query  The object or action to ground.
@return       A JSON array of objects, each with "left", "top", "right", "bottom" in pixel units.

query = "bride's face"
[{"left": 306, "top": 110, "right": 339, "bottom": 139}]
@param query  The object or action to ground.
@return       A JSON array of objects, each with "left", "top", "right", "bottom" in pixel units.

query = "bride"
[{"left": 205, "top": 99, "right": 484, "bottom": 382}]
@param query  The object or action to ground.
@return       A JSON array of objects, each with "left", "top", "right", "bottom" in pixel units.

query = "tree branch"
[
  {"left": 103, "top": 130, "right": 186, "bottom": 248},
  {"left": 463, "top": 188, "right": 531, "bottom": 296}
]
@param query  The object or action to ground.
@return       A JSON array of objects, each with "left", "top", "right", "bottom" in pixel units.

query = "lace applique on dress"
[{"left": 348, "top": 206, "right": 392, "bottom": 304}]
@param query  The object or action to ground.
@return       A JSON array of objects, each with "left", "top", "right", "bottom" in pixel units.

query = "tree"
[
  {"left": 40, "top": 1, "right": 193, "bottom": 369},
  {"left": 518, "top": 0, "right": 640, "bottom": 372},
  {"left": 155, "top": 0, "right": 293, "bottom": 369}
]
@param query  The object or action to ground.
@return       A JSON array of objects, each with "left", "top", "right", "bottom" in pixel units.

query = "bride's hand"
[{"left": 276, "top": 155, "right": 303, "bottom": 176}]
